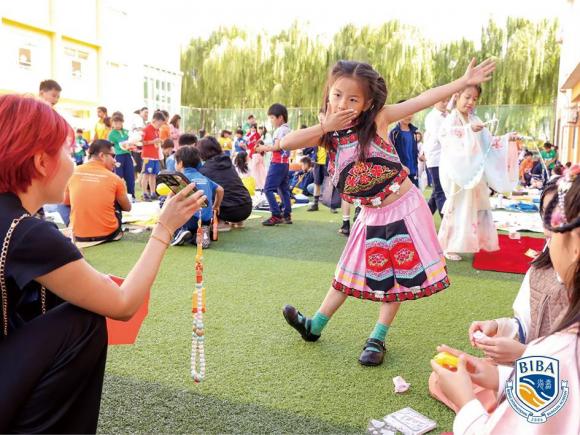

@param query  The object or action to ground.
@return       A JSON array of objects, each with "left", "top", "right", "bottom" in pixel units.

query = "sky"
[{"left": 137, "top": 0, "right": 563, "bottom": 47}]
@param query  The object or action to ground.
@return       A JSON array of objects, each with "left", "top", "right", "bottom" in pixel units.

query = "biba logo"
[{"left": 506, "top": 356, "right": 569, "bottom": 424}]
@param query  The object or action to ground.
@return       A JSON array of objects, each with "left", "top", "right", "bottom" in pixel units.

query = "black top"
[
  {"left": 199, "top": 155, "right": 252, "bottom": 208},
  {"left": 0, "top": 193, "right": 82, "bottom": 336}
]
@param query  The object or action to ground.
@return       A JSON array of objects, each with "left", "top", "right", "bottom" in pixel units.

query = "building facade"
[
  {"left": 0, "top": 0, "right": 182, "bottom": 133},
  {"left": 555, "top": 0, "right": 580, "bottom": 164}
]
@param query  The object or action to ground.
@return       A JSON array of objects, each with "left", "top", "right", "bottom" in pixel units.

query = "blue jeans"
[
  {"left": 427, "top": 166, "right": 446, "bottom": 217},
  {"left": 264, "top": 163, "right": 292, "bottom": 218},
  {"left": 178, "top": 215, "right": 211, "bottom": 235},
  {"left": 44, "top": 203, "right": 71, "bottom": 226},
  {"left": 115, "top": 153, "right": 135, "bottom": 196}
]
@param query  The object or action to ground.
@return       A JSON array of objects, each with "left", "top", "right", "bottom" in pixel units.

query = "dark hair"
[
  {"left": 459, "top": 84, "right": 482, "bottom": 97},
  {"left": 524, "top": 151, "right": 533, "bottom": 158},
  {"left": 300, "top": 156, "right": 312, "bottom": 166},
  {"left": 161, "top": 139, "right": 174, "bottom": 149},
  {"left": 566, "top": 162, "right": 572, "bottom": 168},
  {"left": 220, "top": 130, "right": 231, "bottom": 137},
  {"left": 152, "top": 111, "right": 166, "bottom": 122},
  {"left": 97, "top": 106, "right": 107, "bottom": 114},
  {"left": 553, "top": 163, "right": 565, "bottom": 176},
  {"left": 320, "top": 61, "right": 387, "bottom": 161},
  {"left": 300, "top": 124, "right": 308, "bottom": 129},
  {"left": 199, "top": 129, "right": 206, "bottom": 138},
  {"left": 88, "top": 139, "right": 113, "bottom": 157},
  {"left": 161, "top": 110, "right": 169, "bottom": 119},
  {"left": 532, "top": 179, "right": 560, "bottom": 269},
  {"left": 103, "top": 116, "right": 111, "bottom": 128},
  {"left": 178, "top": 133, "right": 198, "bottom": 146},
  {"left": 169, "top": 114, "right": 181, "bottom": 128},
  {"left": 247, "top": 114, "right": 255, "bottom": 120},
  {"left": 76, "top": 128, "right": 83, "bottom": 134},
  {"left": 544, "top": 142, "right": 553, "bottom": 149},
  {"left": 234, "top": 151, "right": 249, "bottom": 174},
  {"left": 267, "top": 103, "right": 288, "bottom": 123},
  {"left": 545, "top": 175, "right": 580, "bottom": 336},
  {"left": 235, "top": 129, "right": 244, "bottom": 136},
  {"left": 251, "top": 123, "right": 258, "bottom": 129},
  {"left": 111, "top": 113, "right": 124, "bottom": 123},
  {"left": 258, "top": 126, "right": 267, "bottom": 135},
  {"left": 140, "top": 107, "right": 148, "bottom": 112},
  {"left": 175, "top": 145, "right": 200, "bottom": 168},
  {"left": 197, "top": 136, "right": 222, "bottom": 161},
  {"left": 39, "top": 79, "right": 62, "bottom": 92}
]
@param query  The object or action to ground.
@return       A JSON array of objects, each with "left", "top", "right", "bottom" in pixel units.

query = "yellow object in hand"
[
  {"left": 156, "top": 183, "right": 171, "bottom": 196},
  {"left": 434, "top": 351, "right": 459, "bottom": 370}
]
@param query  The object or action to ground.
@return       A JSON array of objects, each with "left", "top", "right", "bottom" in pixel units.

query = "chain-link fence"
[{"left": 180, "top": 105, "right": 555, "bottom": 142}]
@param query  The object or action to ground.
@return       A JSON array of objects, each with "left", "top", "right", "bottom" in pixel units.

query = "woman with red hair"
[{"left": 0, "top": 95, "right": 206, "bottom": 433}]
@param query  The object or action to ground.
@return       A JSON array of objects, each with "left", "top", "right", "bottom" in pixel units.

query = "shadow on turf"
[{"left": 99, "top": 374, "right": 360, "bottom": 433}]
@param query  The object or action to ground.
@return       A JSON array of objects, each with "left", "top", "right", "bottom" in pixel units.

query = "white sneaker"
[{"left": 444, "top": 252, "right": 462, "bottom": 261}]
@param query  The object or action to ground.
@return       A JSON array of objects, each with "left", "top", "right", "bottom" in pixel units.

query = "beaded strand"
[{"left": 191, "top": 217, "right": 206, "bottom": 382}]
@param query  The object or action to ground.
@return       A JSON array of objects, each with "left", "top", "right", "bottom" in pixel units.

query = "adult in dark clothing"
[
  {"left": 0, "top": 95, "right": 206, "bottom": 433},
  {"left": 198, "top": 136, "right": 253, "bottom": 223},
  {"left": 389, "top": 111, "right": 421, "bottom": 187}
]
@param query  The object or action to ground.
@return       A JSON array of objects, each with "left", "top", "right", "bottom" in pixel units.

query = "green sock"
[
  {"left": 367, "top": 322, "right": 389, "bottom": 352},
  {"left": 309, "top": 311, "right": 330, "bottom": 335}
]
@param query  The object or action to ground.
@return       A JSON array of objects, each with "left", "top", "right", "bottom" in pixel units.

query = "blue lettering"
[
  {"left": 519, "top": 362, "right": 529, "bottom": 373},
  {"left": 537, "top": 361, "right": 544, "bottom": 371},
  {"left": 545, "top": 362, "right": 554, "bottom": 374}
]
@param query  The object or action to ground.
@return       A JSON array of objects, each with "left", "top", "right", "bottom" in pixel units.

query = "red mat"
[
  {"left": 472, "top": 234, "right": 546, "bottom": 274},
  {"left": 106, "top": 276, "right": 150, "bottom": 345}
]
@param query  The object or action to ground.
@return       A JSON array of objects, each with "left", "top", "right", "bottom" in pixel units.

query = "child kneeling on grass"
[{"left": 171, "top": 146, "right": 224, "bottom": 248}]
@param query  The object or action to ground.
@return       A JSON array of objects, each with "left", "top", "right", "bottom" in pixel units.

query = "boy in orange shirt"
[
  {"left": 141, "top": 111, "right": 165, "bottom": 200},
  {"left": 519, "top": 150, "right": 533, "bottom": 186}
]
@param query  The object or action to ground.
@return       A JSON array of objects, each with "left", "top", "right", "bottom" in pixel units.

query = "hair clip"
[{"left": 550, "top": 164, "right": 580, "bottom": 228}]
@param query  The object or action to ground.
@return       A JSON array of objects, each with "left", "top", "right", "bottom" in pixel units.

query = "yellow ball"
[{"left": 156, "top": 183, "right": 172, "bottom": 196}]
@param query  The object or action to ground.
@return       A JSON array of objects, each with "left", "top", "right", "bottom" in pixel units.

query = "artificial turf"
[{"left": 88, "top": 203, "right": 524, "bottom": 433}]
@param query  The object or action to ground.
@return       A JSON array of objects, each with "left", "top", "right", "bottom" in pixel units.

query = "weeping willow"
[{"left": 181, "top": 18, "right": 560, "bottom": 109}]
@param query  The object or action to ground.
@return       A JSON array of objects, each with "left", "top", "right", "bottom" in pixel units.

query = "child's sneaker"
[
  {"left": 171, "top": 229, "right": 192, "bottom": 246},
  {"left": 262, "top": 216, "right": 283, "bottom": 226},
  {"left": 142, "top": 193, "right": 151, "bottom": 202},
  {"left": 283, "top": 215, "right": 293, "bottom": 224},
  {"left": 201, "top": 226, "right": 211, "bottom": 248},
  {"left": 307, "top": 203, "right": 319, "bottom": 212}
]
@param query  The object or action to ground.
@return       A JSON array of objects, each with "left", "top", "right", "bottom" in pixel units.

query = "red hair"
[{"left": 0, "top": 94, "right": 73, "bottom": 193}]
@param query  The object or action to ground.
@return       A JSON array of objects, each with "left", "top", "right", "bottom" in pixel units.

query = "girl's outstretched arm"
[{"left": 377, "top": 58, "right": 496, "bottom": 128}]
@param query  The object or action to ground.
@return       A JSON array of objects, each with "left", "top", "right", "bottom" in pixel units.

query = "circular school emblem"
[{"left": 505, "top": 356, "right": 569, "bottom": 424}]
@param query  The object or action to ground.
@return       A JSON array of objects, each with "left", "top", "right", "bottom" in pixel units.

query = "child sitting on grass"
[{"left": 171, "top": 146, "right": 224, "bottom": 248}]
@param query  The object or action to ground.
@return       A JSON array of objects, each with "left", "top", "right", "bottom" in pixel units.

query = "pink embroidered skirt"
[{"left": 333, "top": 186, "right": 449, "bottom": 302}]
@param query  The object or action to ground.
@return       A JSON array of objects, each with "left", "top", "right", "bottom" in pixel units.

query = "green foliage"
[{"left": 181, "top": 18, "right": 560, "bottom": 109}]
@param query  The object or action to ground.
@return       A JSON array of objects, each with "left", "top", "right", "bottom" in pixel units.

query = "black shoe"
[
  {"left": 358, "top": 338, "right": 386, "bottom": 366},
  {"left": 282, "top": 305, "right": 320, "bottom": 342},
  {"left": 262, "top": 216, "right": 283, "bottom": 226},
  {"left": 307, "top": 203, "right": 319, "bottom": 212},
  {"left": 171, "top": 229, "right": 192, "bottom": 246},
  {"left": 283, "top": 216, "right": 293, "bottom": 224},
  {"left": 338, "top": 220, "right": 350, "bottom": 236},
  {"left": 330, "top": 208, "right": 338, "bottom": 214}
]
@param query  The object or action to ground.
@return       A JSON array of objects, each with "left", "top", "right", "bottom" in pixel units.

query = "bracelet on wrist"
[
  {"left": 157, "top": 221, "right": 173, "bottom": 239},
  {"left": 150, "top": 234, "right": 169, "bottom": 248}
]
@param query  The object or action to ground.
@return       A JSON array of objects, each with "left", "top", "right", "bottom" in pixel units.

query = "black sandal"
[
  {"left": 358, "top": 338, "right": 386, "bottom": 366},
  {"left": 282, "top": 305, "right": 320, "bottom": 342}
]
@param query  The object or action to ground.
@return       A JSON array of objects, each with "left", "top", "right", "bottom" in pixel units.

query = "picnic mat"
[
  {"left": 106, "top": 275, "right": 150, "bottom": 345},
  {"left": 472, "top": 234, "right": 545, "bottom": 274}
]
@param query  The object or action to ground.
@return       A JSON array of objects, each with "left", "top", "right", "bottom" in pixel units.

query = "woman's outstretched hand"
[
  {"left": 158, "top": 183, "right": 207, "bottom": 233},
  {"left": 463, "top": 58, "right": 496, "bottom": 86}
]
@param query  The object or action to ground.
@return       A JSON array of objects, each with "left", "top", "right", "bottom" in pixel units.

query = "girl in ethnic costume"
[
  {"left": 438, "top": 86, "right": 520, "bottom": 261},
  {"left": 281, "top": 58, "right": 495, "bottom": 366}
]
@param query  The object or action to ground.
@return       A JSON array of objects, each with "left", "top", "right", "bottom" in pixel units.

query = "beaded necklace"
[{"left": 191, "top": 217, "right": 207, "bottom": 382}]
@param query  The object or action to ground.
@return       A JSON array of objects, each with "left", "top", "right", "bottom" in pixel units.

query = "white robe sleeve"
[
  {"left": 438, "top": 110, "right": 486, "bottom": 194},
  {"left": 481, "top": 129, "right": 519, "bottom": 193}
]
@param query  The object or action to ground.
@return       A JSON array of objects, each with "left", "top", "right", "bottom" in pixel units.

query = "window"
[
  {"left": 64, "top": 47, "right": 89, "bottom": 79},
  {"left": 18, "top": 47, "right": 32, "bottom": 68}
]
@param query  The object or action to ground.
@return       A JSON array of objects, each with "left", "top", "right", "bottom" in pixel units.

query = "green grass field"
[{"left": 88, "top": 203, "right": 523, "bottom": 433}]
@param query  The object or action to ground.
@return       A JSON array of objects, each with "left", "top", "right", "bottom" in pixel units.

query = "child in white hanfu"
[{"left": 437, "top": 85, "right": 519, "bottom": 261}]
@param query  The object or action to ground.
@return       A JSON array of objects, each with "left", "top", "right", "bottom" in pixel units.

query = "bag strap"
[{"left": 0, "top": 213, "right": 46, "bottom": 337}]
